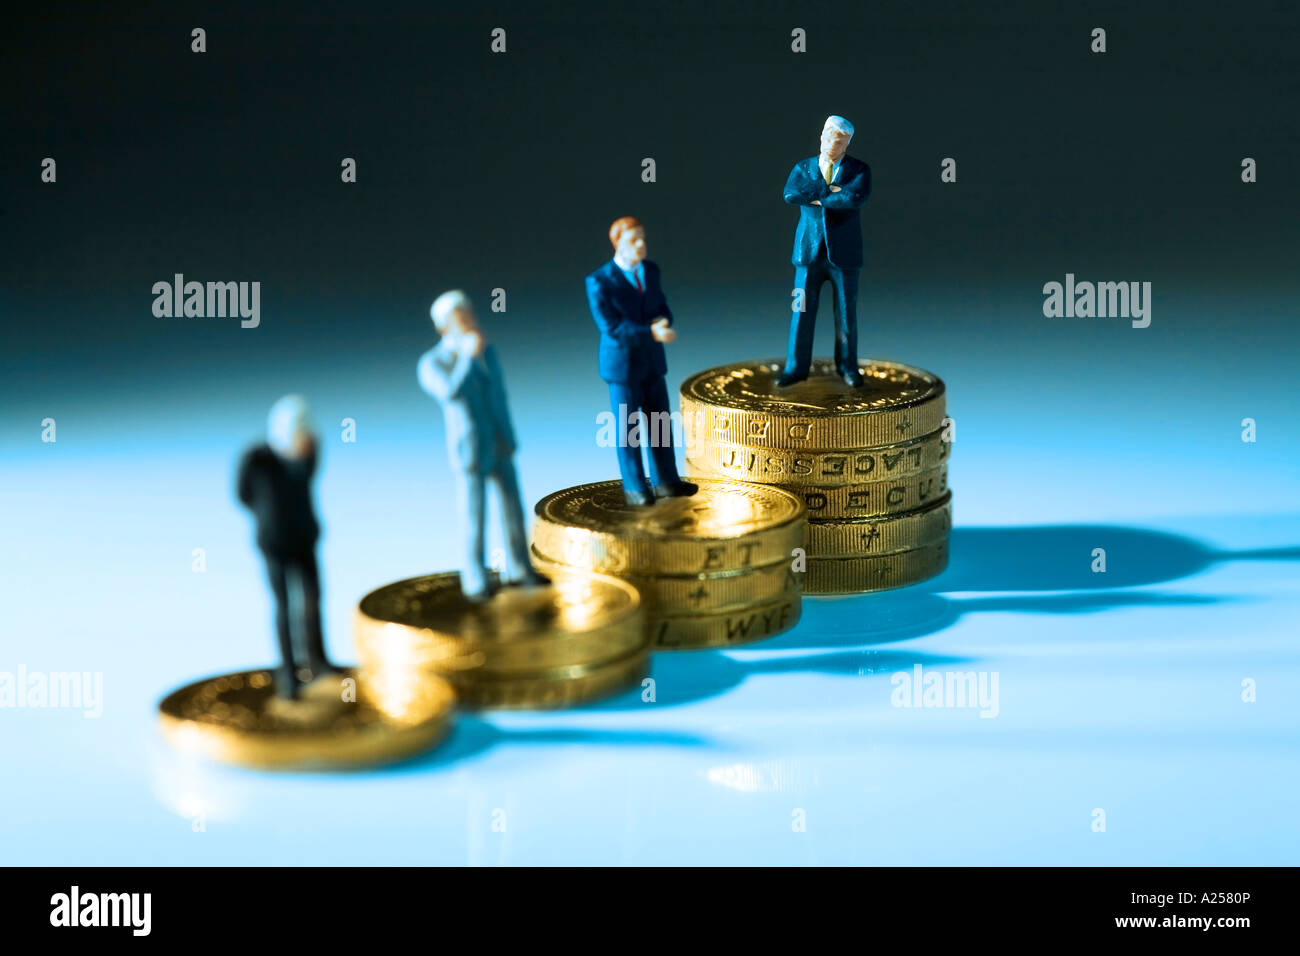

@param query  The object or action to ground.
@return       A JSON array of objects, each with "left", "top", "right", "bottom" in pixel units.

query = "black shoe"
[
  {"left": 624, "top": 488, "right": 656, "bottom": 507},
  {"left": 274, "top": 666, "right": 302, "bottom": 700},
  {"left": 306, "top": 657, "right": 343, "bottom": 680},
  {"left": 774, "top": 371, "right": 807, "bottom": 387},
  {"left": 840, "top": 368, "right": 864, "bottom": 387},
  {"left": 654, "top": 480, "right": 698, "bottom": 498}
]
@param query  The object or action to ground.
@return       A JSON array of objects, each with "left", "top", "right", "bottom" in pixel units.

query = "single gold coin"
[
  {"left": 532, "top": 546, "right": 802, "bottom": 614},
  {"left": 806, "top": 493, "right": 952, "bottom": 556},
  {"left": 781, "top": 465, "right": 948, "bottom": 520},
  {"left": 804, "top": 541, "right": 949, "bottom": 595},
  {"left": 681, "top": 358, "right": 946, "bottom": 450},
  {"left": 650, "top": 594, "right": 802, "bottom": 650},
  {"left": 157, "top": 668, "right": 454, "bottom": 770},
  {"left": 685, "top": 426, "right": 950, "bottom": 485},
  {"left": 531, "top": 478, "right": 806, "bottom": 576},
  {"left": 450, "top": 647, "right": 650, "bottom": 709},
  {"left": 354, "top": 571, "right": 644, "bottom": 673}
]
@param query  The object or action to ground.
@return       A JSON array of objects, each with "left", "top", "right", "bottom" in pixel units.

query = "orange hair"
[{"left": 608, "top": 216, "right": 644, "bottom": 248}]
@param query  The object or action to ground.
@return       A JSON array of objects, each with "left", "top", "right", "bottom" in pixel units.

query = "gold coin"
[
  {"left": 532, "top": 546, "right": 802, "bottom": 613},
  {"left": 804, "top": 541, "right": 949, "bottom": 595},
  {"left": 681, "top": 359, "right": 946, "bottom": 450},
  {"left": 650, "top": 594, "right": 802, "bottom": 650},
  {"left": 685, "top": 426, "right": 950, "bottom": 485},
  {"left": 806, "top": 493, "right": 952, "bottom": 556},
  {"left": 776, "top": 465, "right": 948, "bottom": 520},
  {"left": 157, "top": 668, "right": 454, "bottom": 770},
  {"left": 449, "top": 648, "right": 650, "bottom": 709},
  {"left": 355, "top": 665, "right": 461, "bottom": 723},
  {"left": 355, "top": 607, "right": 647, "bottom": 676},
  {"left": 354, "top": 571, "right": 644, "bottom": 673},
  {"left": 531, "top": 478, "right": 805, "bottom": 575}
]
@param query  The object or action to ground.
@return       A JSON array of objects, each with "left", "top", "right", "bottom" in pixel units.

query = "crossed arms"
[{"left": 783, "top": 160, "right": 871, "bottom": 210}]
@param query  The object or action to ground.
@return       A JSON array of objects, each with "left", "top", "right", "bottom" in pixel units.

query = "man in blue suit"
[
  {"left": 418, "top": 291, "right": 543, "bottom": 601},
  {"left": 778, "top": 115, "right": 872, "bottom": 387},
  {"left": 585, "top": 217, "right": 697, "bottom": 506}
]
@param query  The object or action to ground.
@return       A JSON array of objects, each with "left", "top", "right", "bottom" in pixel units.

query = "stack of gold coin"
[
  {"left": 530, "top": 477, "right": 806, "bottom": 649},
  {"left": 681, "top": 358, "right": 952, "bottom": 595},
  {"left": 354, "top": 571, "right": 647, "bottom": 710}
]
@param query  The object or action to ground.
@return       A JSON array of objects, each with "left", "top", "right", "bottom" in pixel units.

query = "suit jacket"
[
  {"left": 418, "top": 341, "right": 518, "bottom": 474},
  {"left": 236, "top": 443, "right": 320, "bottom": 556},
  {"left": 783, "top": 155, "right": 871, "bottom": 269},
  {"left": 584, "top": 259, "right": 672, "bottom": 385}
]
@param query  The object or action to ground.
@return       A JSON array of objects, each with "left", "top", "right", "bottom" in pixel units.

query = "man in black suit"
[
  {"left": 778, "top": 115, "right": 872, "bottom": 387},
  {"left": 236, "top": 395, "right": 339, "bottom": 698},
  {"left": 585, "top": 217, "right": 698, "bottom": 506}
]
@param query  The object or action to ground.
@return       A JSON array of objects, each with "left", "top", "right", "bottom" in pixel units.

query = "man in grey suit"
[{"left": 418, "top": 291, "right": 543, "bottom": 601}]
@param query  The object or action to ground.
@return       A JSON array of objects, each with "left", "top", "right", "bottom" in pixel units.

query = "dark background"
[{"left": 4, "top": 0, "right": 1298, "bottom": 392}]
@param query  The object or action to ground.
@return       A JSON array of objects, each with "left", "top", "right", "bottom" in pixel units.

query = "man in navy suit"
[
  {"left": 585, "top": 217, "right": 697, "bottom": 506},
  {"left": 236, "top": 395, "right": 340, "bottom": 698},
  {"left": 778, "top": 115, "right": 872, "bottom": 387}
]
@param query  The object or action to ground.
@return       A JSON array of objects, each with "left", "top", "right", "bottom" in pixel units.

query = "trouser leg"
[
  {"left": 293, "top": 551, "right": 337, "bottom": 676},
  {"left": 491, "top": 456, "right": 540, "bottom": 583},
  {"left": 830, "top": 265, "right": 860, "bottom": 374},
  {"left": 458, "top": 470, "right": 489, "bottom": 597},
  {"left": 785, "top": 260, "right": 826, "bottom": 378},
  {"left": 642, "top": 373, "right": 682, "bottom": 488},
  {"left": 609, "top": 381, "right": 651, "bottom": 494},
  {"left": 263, "top": 553, "right": 300, "bottom": 698}
]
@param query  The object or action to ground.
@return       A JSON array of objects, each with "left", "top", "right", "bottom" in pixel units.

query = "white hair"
[
  {"left": 267, "top": 394, "right": 312, "bottom": 455},
  {"left": 431, "top": 290, "right": 471, "bottom": 330},
  {"left": 824, "top": 115, "right": 855, "bottom": 139}
]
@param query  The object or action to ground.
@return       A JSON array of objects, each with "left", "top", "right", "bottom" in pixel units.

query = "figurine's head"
[
  {"left": 430, "top": 290, "right": 480, "bottom": 337},
  {"left": 608, "top": 216, "right": 647, "bottom": 268},
  {"left": 820, "top": 115, "right": 854, "bottom": 164},
  {"left": 267, "top": 394, "right": 314, "bottom": 460}
]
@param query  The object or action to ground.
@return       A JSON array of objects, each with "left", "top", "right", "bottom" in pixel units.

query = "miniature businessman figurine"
[
  {"left": 778, "top": 115, "right": 872, "bottom": 387},
  {"left": 585, "top": 217, "right": 698, "bottom": 506},
  {"left": 236, "top": 395, "right": 340, "bottom": 699},
  {"left": 418, "top": 291, "right": 544, "bottom": 601}
]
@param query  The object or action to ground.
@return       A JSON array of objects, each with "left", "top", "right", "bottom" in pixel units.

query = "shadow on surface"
[
  {"left": 933, "top": 524, "right": 1299, "bottom": 592},
  {"left": 648, "top": 521, "right": 1296, "bottom": 705},
  {"left": 760, "top": 521, "right": 1297, "bottom": 652},
  {"left": 584, "top": 648, "right": 975, "bottom": 712},
  {"left": 770, "top": 589, "right": 1226, "bottom": 652}
]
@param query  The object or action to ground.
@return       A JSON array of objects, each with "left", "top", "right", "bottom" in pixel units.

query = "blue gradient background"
[{"left": 3, "top": 1, "right": 1298, "bottom": 864}]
